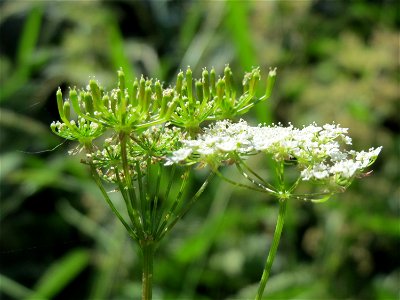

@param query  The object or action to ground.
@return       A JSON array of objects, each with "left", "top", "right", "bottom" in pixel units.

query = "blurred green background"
[{"left": 0, "top": 1, "right": 399, "bottom": 299}]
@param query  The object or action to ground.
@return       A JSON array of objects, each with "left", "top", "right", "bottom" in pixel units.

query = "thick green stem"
[
  {"left": 141, "top": 242, "right": 155, "bottom": 300},
  {"left": 255, "top": 198, "right": 287, "bottom": 300}
]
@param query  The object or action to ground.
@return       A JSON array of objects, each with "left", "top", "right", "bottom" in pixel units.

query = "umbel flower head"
[
  {"left": 50, "top": 66, "right": 276, "bottom": 180},
  {"left": 167, "top": 120, "right": 382, "bottom": 196}
]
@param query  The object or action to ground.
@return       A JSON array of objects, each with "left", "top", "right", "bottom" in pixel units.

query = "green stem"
[
  {"left": 151, "top": 163, "right": 162, "bottom": 234},
  {"left": 213, "top": 167, "right": 276, "bottom": 195},
  {"left": 255, "top": 198, "right": 287, "bottom": 300},
  {"left": 235, "top": 162, "right": 277, "bottom": 194},
  {"left": 153, "top": 165, "right": 176, "bottom": 233},
  {"left": 89, "top": 165, "right": 138, "bottom": 240},
  {"left": 157, "top": 172, "right": 214, "bottom": 241},
  {"left": 141, "top": 242, "right": 155, "bottom": 300},
  {"left": 155, "top": 167, "right": 191, "bottom": 238},
  {"left": 236, "top": 157, "right": 277, "bottom": 192},
  {"left": 119, "top": 132, "right": 143, "bottom": 236}
]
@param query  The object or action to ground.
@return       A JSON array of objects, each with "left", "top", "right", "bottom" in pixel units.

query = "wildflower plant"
[
  {"left": 51, "top": 65, "right": 381, "bottom": 299},
  {"left": 51, "top": 65, "right": 276, "bottom": 299}
]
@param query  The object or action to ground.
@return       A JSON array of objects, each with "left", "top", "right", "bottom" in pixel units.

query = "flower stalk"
[{"left": 255, "top": 198, "right": 287, "bottom": 300}]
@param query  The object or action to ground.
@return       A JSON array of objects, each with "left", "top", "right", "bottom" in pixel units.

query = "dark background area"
[{"left": 0, "top": 1, "right": 399, "bottom": 299}]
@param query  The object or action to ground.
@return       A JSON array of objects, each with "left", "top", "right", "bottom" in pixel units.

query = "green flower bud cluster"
[
  {"left": 170, "top": 65, "right": 276, "bottom": 133},
  {"left": 51, "top": 66, "right": 276, "bottom": 160},
  {"left": 50, "top": 88, "right": 106, "bottom": 145}
]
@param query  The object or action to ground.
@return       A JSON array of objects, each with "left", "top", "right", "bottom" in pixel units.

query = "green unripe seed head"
[
  {"left": 176, "top": 71, "right": 184, "bottom": 95},
  {"left": 155, "top": 80, "right": 163, "bottom": 104},
  {"left": 248, "top": 69, "right": 260, "bottom": 96},
  {"left": 56, "top": 88, "right": 64, "bottom": 119},
  {"left": 186, "top": 67, "right": 193, "bottom": 102},
  {"left": 195, "top": 80, "right": 203, "bottom": 102},
  {"left": 89, "top": 80, "right": 101, "bottom": 110},
  {"left": 111, "top": 96, "right": 117, "bottom": 113},
  {"left": 84, "top": 92, "right": 94, "bottom": 115},
  {"left": 63, "top": 101, "right": 71, "bottom": 120},
  {"left": 69, "top": 89, "right": 82, "bottom": 117},
  {"left": 139, "top": 76, "right": 146, "bottom": 104},
  {"left": 118, "top": 69, "right": 126, "bottom": 92},
  {"left": 217, "top": 79, "right": 225, "bottom": 99},
  {"left": 132, "top": 80, "right": 139, "bottom": 106},
  {"left": 210, "top": 68, "right": 216, "bottom": 96},
  {"left": 202, "top": 68, "right": 210, "bottom": 100},
  {"left": 165, "top": 96, "right": 179, "bottom": 118},
  {"left": 160, "top": 90, "right": 173, "bottom": 117},
  {"left": 224, "top": 65, "right": 232, "bottom": 89},
  {"left": 143, "top": 86, "right": 152, "bottom": 113},
  {"left": 265, "top": 67, "right": 277, "bottom": 99},
  {"left": 102, "top": 95, "right": 110, "bottom": 109}
]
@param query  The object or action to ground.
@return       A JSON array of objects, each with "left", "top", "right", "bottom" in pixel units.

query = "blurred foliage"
[{"left": 0, "top": 1, "right": 399, "bottom": 299}]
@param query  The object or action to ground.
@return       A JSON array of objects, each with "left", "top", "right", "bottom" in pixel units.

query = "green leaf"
[
  {"left": 0, "top": 273, "right": 33, "bottom": 299},
  {"left": 225, "top": 1, "right": 256, "bottom": 69},
  {"left": 107, "top": 21, "right": 135, "bottom": 94},
  {"left": 17, "top": 5, "right": 43, "bottom": 66},
  {"left": 28, "top": 249, "right": 90, "bottom": 300},
  {"left": 174, "top": 211, "right": 240, "bottom": 263},
  {"left": 0, "top": 4, "right": 43, "bottom": 102},
  {"left": 352, "top": 212, "right": 400, "bottom": 237}
]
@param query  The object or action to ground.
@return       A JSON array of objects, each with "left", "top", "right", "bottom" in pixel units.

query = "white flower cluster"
[
  {"left": 164, "top": 120, "right": 255, "bottom": 166},
  {"left": 167, "top": 120, "right": 382, "bottom": 182}
]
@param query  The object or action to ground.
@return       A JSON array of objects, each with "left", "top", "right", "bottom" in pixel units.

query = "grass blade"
[{"left": 28, "top": 249, "right": 90, "bottom": 300}]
